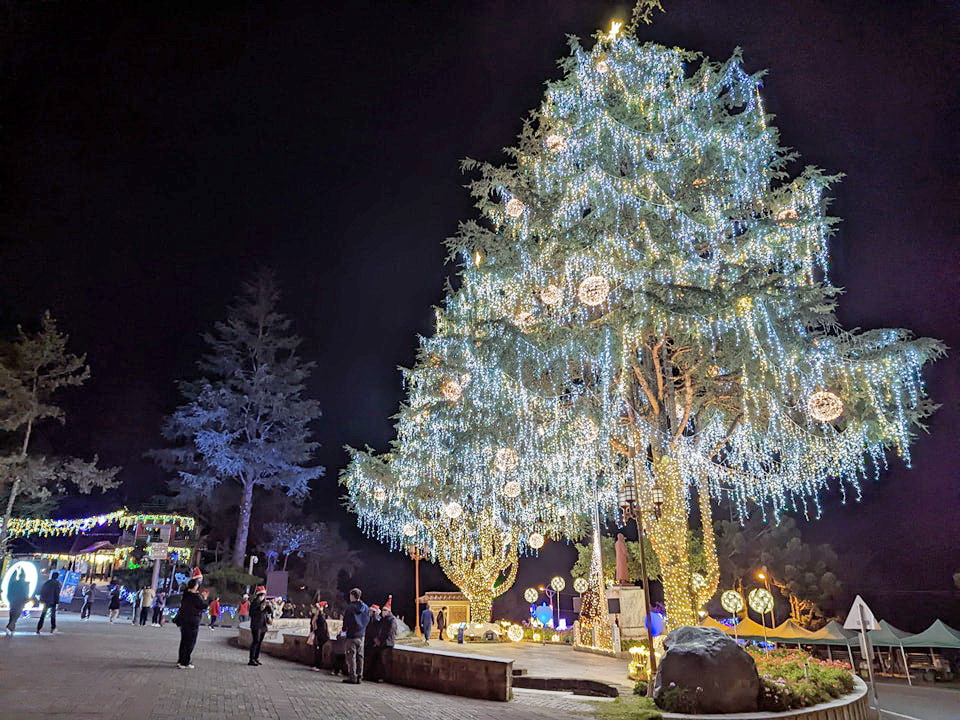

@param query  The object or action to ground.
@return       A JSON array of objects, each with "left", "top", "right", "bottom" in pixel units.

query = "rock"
[{"left": 653, "top": 625, "right": 760, "bottom": 714}]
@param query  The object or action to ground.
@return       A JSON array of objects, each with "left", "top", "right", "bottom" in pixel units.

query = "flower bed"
[{"left": 748, "top": 648, "right": 855, "bottom": 713}]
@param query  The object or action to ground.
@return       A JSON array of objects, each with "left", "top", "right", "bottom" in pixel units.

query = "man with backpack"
[{"left": 36, "top": 571, "right": 62, "bottom": 634}]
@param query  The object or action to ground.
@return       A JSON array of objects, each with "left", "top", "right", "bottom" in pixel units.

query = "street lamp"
[
  {"left": 618, "top": 461, "right": 659, "bottom": 694},
  {"left": 409, "top": 545, "right": 427, "bottom": 637}
]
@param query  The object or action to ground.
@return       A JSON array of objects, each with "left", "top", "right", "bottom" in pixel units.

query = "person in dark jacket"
[
  {"left": 175, "top": 579, "right": 209, "bottom": 668},
  {"left": 309, "top": 600, "right": 330, "bottom": 671},
  {"left": 436, "top": 606, "right": 447, "bottom": 641},
  {"left": 341, "top": 587, "right": 369, "bottom": 684},
  {"left": 362, "top": 605, "right": 382, "bottom": 680},
  {"left": 36, "top": 571, "right": 62, "bottom": 634},
  {"left": 247, "top": 586, "right": 273, "bottom": 666},
  {"left": 367, "top": 597, "right": 397, "bottom": 683},
  {"left": 108, "top": 586, "right": 121, "bottom": 622},
  {"left": 420, "top": 603, "right": 435, "bottom": 645},
  {"left": 4, "top": 569, "right": 30, "bottom": 634}
]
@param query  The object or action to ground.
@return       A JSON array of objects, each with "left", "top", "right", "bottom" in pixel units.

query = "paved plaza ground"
[
  {"left": 0, "top": 613, "right": 601, "bottom": 720},
  {"left": 1, "top": 612, "right": 956, "bottom": 720}
]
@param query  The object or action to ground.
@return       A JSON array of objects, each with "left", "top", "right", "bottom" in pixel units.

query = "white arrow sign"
[{"left": 843, "top": 595, "right": 878, "bottom": 631}]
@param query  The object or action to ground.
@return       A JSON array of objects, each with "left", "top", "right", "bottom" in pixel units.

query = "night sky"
[{"left": 1, "top": 1, "right": 957, "bottom": 628}]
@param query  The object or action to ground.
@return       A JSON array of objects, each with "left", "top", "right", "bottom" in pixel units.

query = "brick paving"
[{"left": 0, "top": 614, "right": 602, "bottom": 720}]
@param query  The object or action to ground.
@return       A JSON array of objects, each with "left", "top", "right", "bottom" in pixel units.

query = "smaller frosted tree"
[
  {"left": 153, "top": 272, "right": 323, "bottom": 567},
  {"left": 0, "top": 313, "right": 119, "bottom": 556}
]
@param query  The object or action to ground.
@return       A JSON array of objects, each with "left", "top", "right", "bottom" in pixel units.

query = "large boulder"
[{"left": 653, "top": 626, "right": 760, "bottom": 714}]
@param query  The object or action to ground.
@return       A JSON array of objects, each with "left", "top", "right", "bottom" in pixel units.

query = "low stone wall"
[
  {"left": 237, "top": 627, "right": 512, "bottom": 701},
  {"left": 659, "top": 676, "right": 869, "bottom": 720}
]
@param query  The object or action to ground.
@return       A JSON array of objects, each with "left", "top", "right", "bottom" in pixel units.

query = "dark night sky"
[{"left": 1, "top": 1, "right": 957, "bottom": 627}]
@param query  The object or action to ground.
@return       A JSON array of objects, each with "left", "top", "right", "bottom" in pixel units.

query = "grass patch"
[{"left": 593, "top": 694, "right": 662, "bottom": 720}]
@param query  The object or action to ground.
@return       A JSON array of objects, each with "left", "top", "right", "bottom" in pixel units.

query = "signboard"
[
  {"left": 843, "top": 595, "right": 878, "bottom": 631},
  {"left": 147, "top": 543, "right": 169, "bottom": 560},
  {"left": 265, "top": 570, "right": 288, "bottom": 599},
  {"left": 59, "top": 570, "right": 82, "bottom": 603}
]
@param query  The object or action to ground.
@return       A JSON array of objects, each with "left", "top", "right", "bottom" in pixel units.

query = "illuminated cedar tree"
[
  {"left": 444, "top": 29, "right": 943, "bottom": 627},
  {"left": 342, "top": 315, "right": 601, "bottom": 623}
]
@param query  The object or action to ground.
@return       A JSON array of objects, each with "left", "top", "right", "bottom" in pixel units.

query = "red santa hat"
[
  {"left": 254, "top": 585, "right": 267, "bottom": 596},
  {"left": 383, "top": 595, "right": 392, "bottom": 612},
  {"left": 317, "top": 601, "right": 328, "bottom": 609},
  {"left": 191, "top": 567, "right": 203, "bottom": 580},
  {"left": 369, "top": 604, "right": 381, "bottom": 612}
]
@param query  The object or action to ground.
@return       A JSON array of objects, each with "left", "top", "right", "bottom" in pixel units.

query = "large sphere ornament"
[
  {"left": 507, "top": 624, "right": 524, "bottom": 642},
  {"left": 573, "top": 577, "right": 589, "bottom": 594},
  {"left": 595, "top": 54, "right": 610, "bottom": 74},
  {"left": 539, "top": 284, "right": 563, "bottom": 306},
  {"left": 513, "top": 311, "right": 536, "bottom": 332},
  {"left": 505, "top": 198, "right": 525, "bottom": 218},
  {"left": 440, "top": 378, "right": 462, "bottom": 402},
  {"left": 402, "top": 523, "right": 417, "bottom": 538},
  {"left": 444, "top": 501, "right": 463, "bottom": 520},
  {"left": 545, "top": 134, "right": 566, "bottom": 153},
  {"left": 524, "top": 587, "right": 539, "bottom": 603},
  {"left": 807, "top": 390, "right": 843, "bottom": 422},
  {"left": 503, "top": 480, "right": 521, "bottom": 498},
  {"left": 527, "top": 532, "right": 545, "bottom": 549},
  {"left": 776, "top": 208, "right": 799, "bottom": 227},
  {"left": 550, "top": 576, "right": 566, "bottom": 592},
  {"left": 720, "top": 590, "right": 745, "bottom": 614},
  {"left": 748, "top": 587, "right": 775, "bottom": 614},
  {"left": 577, "top": 275, "right": 610, "bottom": 306},
  {"left": 373, "top": 486, "right": 387, "bottom": 502},
  {"left": 495, "top": 447, "right": 519, "bottom": 472},
  {"left": 574, "top": 415, "right": 600, "bottom": 444}
]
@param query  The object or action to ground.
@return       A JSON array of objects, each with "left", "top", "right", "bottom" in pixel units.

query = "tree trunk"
[
  {"left": 233, "top": 480, "right": 255, "bottom": 567},
  {"left": 0, "top": 477, "right": 22, "bottom": 559}
]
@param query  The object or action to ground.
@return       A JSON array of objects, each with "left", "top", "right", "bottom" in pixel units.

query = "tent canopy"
[
  {"left": 868, "top": 619, "right": 913, "bottom": 647},
  {"left": 769, "top": 619, "right": 818, "bottom": 642},
  {"left": 701, "top": 616, "right": 771, "bottom": 638},
  {"left": 900, "top": 620, "right": 960, "bottom": 649},
  {"left": 807, "top": 620, "right": 856, "bottom": 646}
]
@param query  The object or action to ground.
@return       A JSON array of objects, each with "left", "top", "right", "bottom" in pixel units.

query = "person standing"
[
  {"left": 175, "top": 579, "right": 209, "bottom": 669},
  {"left": 363, "top": 605, "right": 382, "bottom": 680},
  {"left": 247, "top": 586, "right": 272, "bottom": 666},
  {"left": 4, "top": 569, "right": 30, "bottom": 635},
  {"left": 108, "top": 586, "right": 121, "bottom": 622},
  {"left": 36, "top": 571, "right": 62, "bottom": 634},
  {"left": 152, "top": 590, "right": 166, "bottom": 626},
  {"left": 420, "top": 603, "right": 435, "bottom": 645},
  {"left": 80, "top": 583, "right": 94, "bottom": 621},
  {"left": 368, "top": 597, "right": 397, "bottom": 683},
  {"left": 436, "top": 606, "right": 447, "bottom": 642},
  {"left": 208, "top": 596, "right": 221, "bottom": 629},
  {"left": 139, "top": 586, "right": 156, "bottom": 626},
  {"left": 131, "top": 587, "right": 142, "bottom": 625},
  {"left": 309, "top": 600, "right": 330, "bottom": 672},
  {"left": 237, "top": 593, "right": 250, "bottom": 624},
  {"left": 341, "top": 587, "right": 369, "bottom": 684}
]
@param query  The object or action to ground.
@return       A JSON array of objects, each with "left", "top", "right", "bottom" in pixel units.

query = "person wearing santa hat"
[
  {"left": 362, "top": 604, "right": 382, "bottom": 680},
  {"left": 309, "top": 600, "right": 330, "bottom": 672},
  {"left": 247, "top": 586, "right": 272, "bottom": 667},
  {"left": 367, "top": 596, "right": 397, "bottom": 683}
]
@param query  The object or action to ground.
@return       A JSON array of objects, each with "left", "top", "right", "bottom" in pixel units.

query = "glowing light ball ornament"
[
  {"left": 544, "top": 134, "right": 566, "bottom": 153},
  {"left": 748, "top": 587, "right": 775, "bottom": 614},
  {"left": 402, "top": 523, "right": 417, "bottom": 538},
  {"left": 550, "top": 576, "right": 566, "bottom": 592},
  {"left": 577, "top": 276, "right": 610, "bottom": 306},
  {"left": 502, "top": 481, "right": 521, "bottom": 498},
  {"left": 574, "top": 416, "right": 599, "bottom": 444},
  {"left": 595, "top": 54, "right": 610, "bottom": 74},
  {"left": 527, "top": 532, "right": 545, "bottom": 549},
  {"left": 539, "top": 284, "right": 563, "bottom": 306},
  {"left": 505, "top": 198, "right": 525, "bottom": 218},
  {"left": 720, "top": 590, "right": 745, "bottom": 614},
  {"left": 807, "top": 390, "right": 843, "bottom": 422},
  {"left": 507, "top": 624, "right": 524, "bottom": 642},
  {"left": 1, "top": 560, "right": 38, "bottom": 603},
  {"left": 495, "top": 447, "right": 519, "bottom": 472},
  {"left": 444, "top": 501, "right": 463, "bottom": 520},
  {"left": 573, "top": 577, "right": 588, "bottom": 594},
  {"left": 777, "top": 208, "right": 799, "bottom": 227},
  {"left": 524, "top": 587, "right": 539, "bottom": 603},
  {"left": 373, "top": 486, "right": 387, "bottom": 502},
  {"left": 440, "top": 379, "right": 462, "bottom": 402}
]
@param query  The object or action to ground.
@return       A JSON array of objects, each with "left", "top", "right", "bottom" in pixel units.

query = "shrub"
[
  {"left": 654, "top": 682, "right": 702, "bottom": 714},
  {"left": 633, "top": 679, "right": 648, "bottom": 695},
  {"left": 748, "top": 648, "right": 855, "bottom": 712}
]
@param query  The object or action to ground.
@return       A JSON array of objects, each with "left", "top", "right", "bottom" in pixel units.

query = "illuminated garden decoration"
[{"left": 344, "top": 22, "right": 942, "bottom": 628}]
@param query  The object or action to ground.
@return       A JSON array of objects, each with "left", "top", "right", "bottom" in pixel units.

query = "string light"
[{"left": 7, "top": 509, "right": 195, "bottom": 538}]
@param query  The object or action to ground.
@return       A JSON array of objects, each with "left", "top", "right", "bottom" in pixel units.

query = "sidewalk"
[{"left": 0, "top": 614, "right": 601, "bottom": 720}]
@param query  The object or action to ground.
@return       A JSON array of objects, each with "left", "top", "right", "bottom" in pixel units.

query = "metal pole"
[
  {"left": 899, "top": 644, "right": 912, "bottom": 686},
  {"left": 634, "top": 505, "right": 658, "bottom": 692},
  {"left": 412, "top": 546, "right": 421, "bottom": 638},
  {"left": 859, "top": 605, "right": 879, "bottom": 709}
]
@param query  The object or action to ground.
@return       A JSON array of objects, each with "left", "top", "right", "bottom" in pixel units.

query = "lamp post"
[
  {"left": 618, "top": 462, "right": 658, "bottom": 694},
  {"left": 245, "top": 554, "right": 259, "bottom": 596},
  {"left": 409, "top": 545, "right": 426, "bottom": 637}
]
